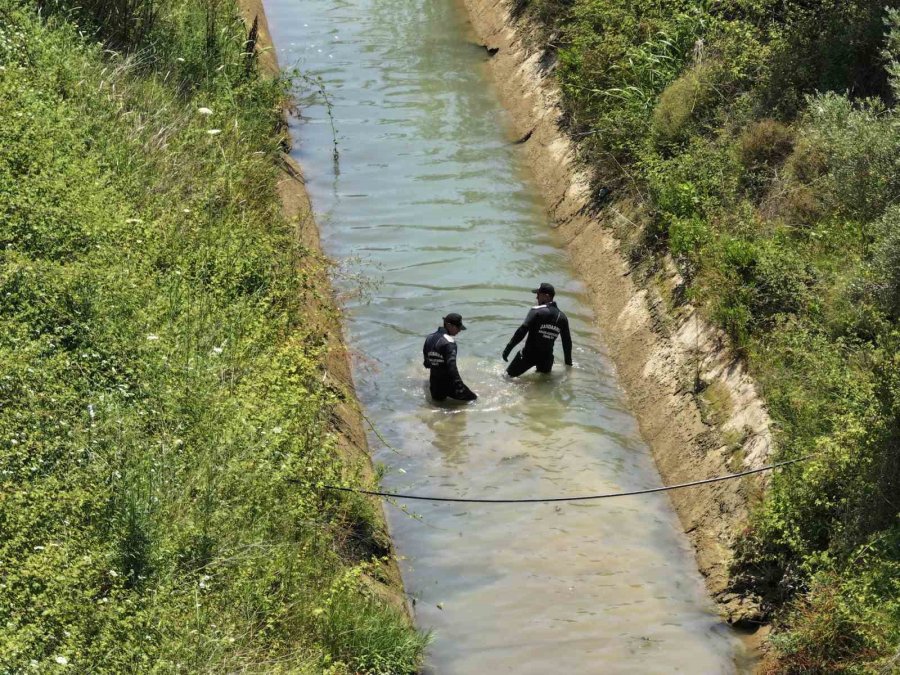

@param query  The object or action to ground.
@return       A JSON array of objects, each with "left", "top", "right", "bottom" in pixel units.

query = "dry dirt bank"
[
  {"left": 460, "top": 0, "right": 775, "bottom": 629},
  {"left": 236, "top": 0, "right": 410, "bottom": 614}
]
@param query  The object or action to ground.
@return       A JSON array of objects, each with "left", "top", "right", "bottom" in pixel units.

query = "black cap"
[
  {"left": 531, "top": 282, "right": 555, "bottom": 296},
  {"left": 443, "top": 312, "right": 467, "bottom": 330}
]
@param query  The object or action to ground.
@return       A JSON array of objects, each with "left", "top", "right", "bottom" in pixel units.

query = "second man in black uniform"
[
  {"left": 502, "top": 283, "right": 573, "bottom": 377},
  {"left": 423, "top": 313, "right": 478, "bottom": 402}
]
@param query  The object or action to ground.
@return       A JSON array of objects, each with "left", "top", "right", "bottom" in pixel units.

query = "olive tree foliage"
[{"left": 886, "top": 8, "right": 900, "bottom": 101}]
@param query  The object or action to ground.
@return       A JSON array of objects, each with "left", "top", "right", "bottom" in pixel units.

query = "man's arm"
[
  {"left": 560, "top": 314, "right": 573, "bottom": 366},
  {"left": 502, "top": 309, "right": 536, "bottom": 360}
]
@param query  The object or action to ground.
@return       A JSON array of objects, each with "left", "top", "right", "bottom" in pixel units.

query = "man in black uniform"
[
  {"left": 502, "top": 283, "right": 573, "bottom": 377},
  {"left": 423, "top": 313, "right": 477, "bottom": 402}
]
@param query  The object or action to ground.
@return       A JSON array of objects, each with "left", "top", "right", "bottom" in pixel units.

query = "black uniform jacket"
[
  {"left": 503, "top": 301, "right": 573, "bottom": 364},
  {"left": 423, "top": 327, "right": 476, "bottom": 400}
]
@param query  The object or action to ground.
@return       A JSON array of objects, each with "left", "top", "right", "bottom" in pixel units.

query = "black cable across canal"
[{"left": 294, "top": 456, "right": 814, "bottom": 504}]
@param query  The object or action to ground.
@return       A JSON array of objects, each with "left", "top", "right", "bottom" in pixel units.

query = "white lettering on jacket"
[{"left": 538, "top": 323, "right": 560, "bottom": 340}]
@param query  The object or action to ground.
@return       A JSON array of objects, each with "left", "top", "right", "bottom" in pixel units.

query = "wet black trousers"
[
  {"left": 505, "top": 350, "right": 553, "bottom": 377},
  {"left": 429, "top": 371, "right": 477, "bottom": 402}
]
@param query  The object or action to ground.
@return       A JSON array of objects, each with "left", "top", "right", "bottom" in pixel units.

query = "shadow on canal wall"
[{"left": 461, "top": 0, "right": 775, "bottom": 632}]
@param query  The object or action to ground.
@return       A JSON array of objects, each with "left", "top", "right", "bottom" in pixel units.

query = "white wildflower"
[
  {"left": 206, "top": 129, "right": 221, "bottom": 135},
  {"left": 197, "top": 107, "right": 213, "bottom": 116},
  {"left": 272, "top": 426, "right": 282, "bottom": 434},
  {"left": 176, "top": 57, "right": 185, "bottom": 63},
  {"left": 54, "top": 656, "right": 68, "bottom": 665},
  {"left": 146, "top": 334, "right": 159, "bottom": 341}
]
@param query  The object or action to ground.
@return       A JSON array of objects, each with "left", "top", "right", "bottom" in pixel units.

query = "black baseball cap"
[
  {"left": 531, "top": 282, "right": 556, "bottom": 296},
  {"left": 443, "top": 312, "right": 467, "bottom": 330}
]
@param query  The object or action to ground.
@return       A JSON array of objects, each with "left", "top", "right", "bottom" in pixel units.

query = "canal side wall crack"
[{"left": 461, "top": 0, "right": 776, "bottom": 628}]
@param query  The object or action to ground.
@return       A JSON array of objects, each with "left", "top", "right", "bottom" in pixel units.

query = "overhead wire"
[{"left": 312, "top": 455, "right": 813, "bottom": 504}]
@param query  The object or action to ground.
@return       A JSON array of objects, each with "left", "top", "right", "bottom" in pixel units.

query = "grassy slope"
[
  {"left": 0, "top": 1, "right": 424, "bottom": 671},
  {"left": 514, "top": 0, "right": 899, "bottom": 671}
]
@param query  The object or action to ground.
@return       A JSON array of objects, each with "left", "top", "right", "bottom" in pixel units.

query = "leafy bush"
[
  {"left": 752, "top": 0, "right": 892, "bottom": 116},
  {"left": 738, "top": 119, "right": 794, "bottom": 172},
  {"left": 797, "top": 93, "right": 900, "bottom": 226},
  {"left": 872, "top": 207, "right": 900, "bottom": 318},
  {"left": 763, "top": 532, "right": 900, "bottom": 674},
  {"left": 651, "top": 64, "right": 716, "bottom": 148},
  {"left": 886, "top": 7, "right": 900, "bottom": 100}
]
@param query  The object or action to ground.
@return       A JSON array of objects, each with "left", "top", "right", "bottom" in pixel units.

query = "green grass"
[
  {"left": 517, "top": 0, "right": 900, "bottom": 671},
  {"left": 0, "top": 0, "right": 425, "bottom": 671}
]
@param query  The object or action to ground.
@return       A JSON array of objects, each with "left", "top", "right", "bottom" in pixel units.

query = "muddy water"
[{"left": 263, "top": 0, "right": 744, "bottom": 672}]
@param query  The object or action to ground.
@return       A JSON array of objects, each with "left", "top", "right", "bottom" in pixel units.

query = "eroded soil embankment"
[
  {"left": 236, "top": 0, "right": 410, "bottom": 615},
  {"left": 461, "top": 0, "right": 775, "bottom": 626}
]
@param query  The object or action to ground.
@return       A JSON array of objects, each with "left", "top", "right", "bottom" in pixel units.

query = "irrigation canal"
[{"left": 264, "top": 0, "right": 747, "bottom": 671}]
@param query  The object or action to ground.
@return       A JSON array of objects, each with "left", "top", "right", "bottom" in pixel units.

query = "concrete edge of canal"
[
  {"left": 460, "top": 0, "right": 775, "bottom": 636},
  {"left": 236, "top": 0, "right": 415, "bottom": 622}
]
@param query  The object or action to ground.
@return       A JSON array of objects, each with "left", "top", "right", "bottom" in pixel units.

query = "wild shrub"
[
  {"left": 763, "top": 533, "right": 900, "bottom": 673},
  {"left": 527, "top": 0, "right": 576, "bottom": 26},
  {"left": 738, "top": 119, "right": 793, "bottom": 173},
  {"left": 753, "top": 0, "right": 892, "bottom": 116},
  {"left": 797, "top": 93, "right": 900, "bottom": 228},
  {"left": 747, "top": 242, "right": 815, "bottom": 322},
  {"left": 782, "top": 137, "right": 828, "bottom": 186},
  {"left": 550, "top": 0, "right": 705, "bottom": 166},
  {"left": 871, "top": 206, "right": 900, "bottom": 318},
  {"left": 651, "top": 64, "right": 716, "bottom": 149},
  {"left": 885, "top": 7, "right": 900, "bottom": 100}
]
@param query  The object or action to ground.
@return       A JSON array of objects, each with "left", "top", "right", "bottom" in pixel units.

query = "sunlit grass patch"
[{"left": 0, "top": 0, "right": 424, "bottom": 670}]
